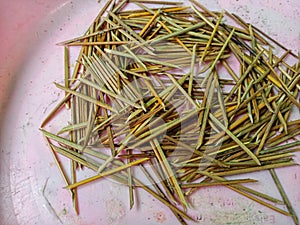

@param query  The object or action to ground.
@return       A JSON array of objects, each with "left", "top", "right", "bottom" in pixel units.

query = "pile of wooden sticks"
[{"left": 41, "top": 1, "right": 299, "bottom": 224}]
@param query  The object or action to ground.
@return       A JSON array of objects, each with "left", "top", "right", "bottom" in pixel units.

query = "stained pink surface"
[
  {"left": 0, "top": 0, "right": 64, "bottom": 118},
  {"left": 0, "top": 1, "right": 299, "bottom": 225}
]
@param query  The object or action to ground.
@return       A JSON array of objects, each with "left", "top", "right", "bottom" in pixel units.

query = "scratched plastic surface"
[{"left": 0, "top": 1, "right": 299, "bottom": 225}]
